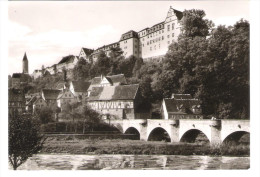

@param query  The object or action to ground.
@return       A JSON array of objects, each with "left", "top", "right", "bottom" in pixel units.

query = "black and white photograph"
[{"left": 0, "top": 0, "right": 259, "bottom": 175}]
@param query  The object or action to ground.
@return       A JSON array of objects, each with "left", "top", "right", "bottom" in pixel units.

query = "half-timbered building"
[{"left": 88, "top": 84, "right": 150, "bottom": 119}]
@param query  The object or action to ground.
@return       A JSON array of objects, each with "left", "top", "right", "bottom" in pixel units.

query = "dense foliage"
[
  {"left": 26, "top": 9, "right": 249, "bottom": 119},
  {"left": 9, "top": 114, "right": 45, "bottom": 170},
  {"left": 72, "top": 10, "right": 249, "bottom": 119}
]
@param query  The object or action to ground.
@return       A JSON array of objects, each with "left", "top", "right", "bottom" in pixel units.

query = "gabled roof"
[
  {"left": 82, "top": 48, "right": 94, "bottom": 56},
  {"left": 42, "top": 89, "right": 61, "bottom": 100},
  {"left": 173, "top": 9, "right": 183, "bottom": 21},
  {"left": 11, "top": 73, "right": 31, "bottom": 81},
  {"left": 164, "top": 98, "right": 200, "bottom": 114},
  {"left": 88, "top": 84, "right": 139, "bottom": 101},
  {"left": 71, "top": 81, "right": 91, "bottom": 92},
  {"left": 12, "top": 73, "right": 23, "bottom": 78},
  {"left": 8, "top": 89, "right": 25, "bottom": 102},
  {"left": 91, "top": 74, "right": 127, "bottom": 86},
  {"left": 58, "top": 55, "right": 75, "bottom": 64}
]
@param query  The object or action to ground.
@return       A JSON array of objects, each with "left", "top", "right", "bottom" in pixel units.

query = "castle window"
[
  {"left": 172, "top": 33, "right": 174, "bottom": 37},
  {"left": 168, "top": 41, "right": 170, "bottom": 44},
  {"left": 167, "top": 25, "right": 170, "bottom": 31},
  {"left": 167, "top": 35, "right": 170, "bottom": 38},
  {"left": 162, "top": 30, "right": 164, "bottom": 33},
  {"left": 162, "top": 36, "right": 164, "bottom": 40},
  {"left": 172, "top": 23, "right": 175, "bottom": 30},
  {"left": 150, "top": 47, "right": 152, "bottom": 51}
]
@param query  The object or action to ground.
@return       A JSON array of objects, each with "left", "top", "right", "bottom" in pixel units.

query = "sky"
[{"left": 8, "top": 1, "right": 250, "bottom": 75}]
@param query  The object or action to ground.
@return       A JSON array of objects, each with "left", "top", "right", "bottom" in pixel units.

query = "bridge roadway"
[{"left": 104, "top": 119, "right": 250, "bottom": 145}]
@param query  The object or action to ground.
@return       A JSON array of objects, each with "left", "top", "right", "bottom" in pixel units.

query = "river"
[{"left": 15, "top": 154, "right": 249, "bottom": 170}]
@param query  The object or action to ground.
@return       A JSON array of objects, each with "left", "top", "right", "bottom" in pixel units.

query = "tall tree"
[
  {"left": 181, "top": 9, "right": 214, "bottom": 39},
  {"left": 9, "top": 114, "right": 45, "bottom": 170},
  {"left": 73, "top": 58, "right": 91, "bottom": 81}
]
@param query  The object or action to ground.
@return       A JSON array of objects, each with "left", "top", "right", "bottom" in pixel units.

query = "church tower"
[{"left": 22, "top": 52, "right": 28, "bottom": 74}]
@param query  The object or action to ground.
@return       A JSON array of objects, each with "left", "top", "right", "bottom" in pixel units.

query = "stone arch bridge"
[{"left": 104, "top": 119, "right": 250, "bottom": 145}]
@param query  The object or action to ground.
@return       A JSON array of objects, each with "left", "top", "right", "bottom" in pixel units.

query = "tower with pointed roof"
[{"left": 22, "top": 52, "right": 28, "bottom": 74}]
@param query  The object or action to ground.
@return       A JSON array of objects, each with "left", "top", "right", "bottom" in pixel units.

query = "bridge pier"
[
  {"left": 169, "top": 120, "right": 179, "bottom": 143},
  {"left": 210, "top": 120, "right": 222, "bottom": 145}
]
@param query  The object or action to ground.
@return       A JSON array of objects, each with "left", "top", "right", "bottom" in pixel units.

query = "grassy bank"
[{"left": 41, "top": 136, "right": 249, "bottom": 156}]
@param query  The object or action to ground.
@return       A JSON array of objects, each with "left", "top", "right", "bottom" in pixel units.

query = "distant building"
[
  {"left": 88, "top": 84, "right": 150, "bottom": 119},
  {"left": 11, "top": 73, "right": 31, "bottom": 88},
  {"left": 25, "top": 95, "right": 47, "bottom": 113},
  {"left": 23, "top": 52, "right": 29, "bottom": 74},
  {"left": 32, "top": 55, "right": 79, "bottom": 79},
  {"left": 161, "top": 94, "right": 203, "bottom": 120},
  {"left": 88, "top": 74, "right": 127, "bottom": 94},
  {"left": 8, "top": 89, "right": 26, "bottom": 118},
  {"left": 78, "top": 47, "right": 94, "bottom": 63},
  {"left": 69, "top": 81, "right": 91, "bottom": 102},
  {"left": 11, "top": 53, "right": 31, "bottom": 88},
  {"left": 57, "top": 89, "right": 77, "bottom": 110},
  {"left": 30, "top": 6, "right": 183, "bottom": 79},
  {"left": 85, "top": 6, "right": 183, "bottom": 62},
  {"left": 41, "top": 89, "right": 61, "bottom": 108}
]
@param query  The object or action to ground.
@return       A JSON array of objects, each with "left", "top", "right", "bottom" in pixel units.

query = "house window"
[
  {"left": 172, "top": 33, "right": 174, "bottom": 37},
  {"left": 168, "top": 41, "right": 170, "bottom": 44},
  {"left": 167, "top": 35, "right": 170, "bottom": 38},
  {"left": 167, "top": 25, "right": 170, "bottom": 31},
  {"left": 162, "top": 36, "right": 164, "bottom": 40},
  {"left": 150, "top": 47, "right": 152, "bottom": 51},
  {"left": 172, "top": 23, "right": 175, "bottom": 30}
]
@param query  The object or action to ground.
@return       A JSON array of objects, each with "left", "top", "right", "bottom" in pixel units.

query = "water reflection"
[{"left": 17, "top": 154, "right": 250, "bottom": 170}]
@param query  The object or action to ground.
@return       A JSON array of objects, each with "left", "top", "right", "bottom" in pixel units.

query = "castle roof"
[
  {"left": 88, "top": 84, "right": 139, "bottom": 101},
  {"left": 120, "top": 30, "right": 139, "bottom": 41}
]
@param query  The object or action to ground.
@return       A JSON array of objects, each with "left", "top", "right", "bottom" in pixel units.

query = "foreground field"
[{"left": 41, "top": 136, "right": 249, "bottom": 156}]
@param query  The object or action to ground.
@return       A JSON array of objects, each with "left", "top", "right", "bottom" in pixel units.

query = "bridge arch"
[
  {"left": 124, "top": 127, "right": 140, "bottom": 139},
  {"left": 147, "top": 127, "right": 171, "bottom": 142},
  {"left": 222, "top": 131, "right": 250, "bottom": 144},
  {"left": 180, "top": 129, "right": 210, "bottom": 144}
]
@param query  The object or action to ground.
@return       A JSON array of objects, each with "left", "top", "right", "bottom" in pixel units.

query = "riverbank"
[{"left": 40, "top": 137, "right": 249, "bottom": 156}]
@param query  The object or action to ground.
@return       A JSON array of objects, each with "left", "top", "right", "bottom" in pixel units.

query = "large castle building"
[
  {"left": 31, "top": 6, "right": 183, "bottom": 78},
  {"left": 80, "top": 6, "right": 183, "bottom": 62}
]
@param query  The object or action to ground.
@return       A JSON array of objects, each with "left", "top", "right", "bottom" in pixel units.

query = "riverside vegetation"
[{"left": 41, "top": 137, "right": 249, "bottom": 156}]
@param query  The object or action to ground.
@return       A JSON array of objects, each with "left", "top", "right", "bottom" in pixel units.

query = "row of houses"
[{"left": 9, "top": 73, "right": 202, "bottom": 120}]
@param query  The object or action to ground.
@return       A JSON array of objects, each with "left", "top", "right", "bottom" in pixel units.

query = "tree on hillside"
[
  {"left": 9, "top": 114, "right": 45, "bottom": 170},
  {"left": 90, "top": 51, "right": 111, "bottom": 77},
  {"left": 73, "top": 58, "right": 91, "bottom": 81},
  {"left": 181, "top": 9, "right": 214, "bottom": 39},
  {"left": 118, "top": 55, "right": 137, "bottom": 77},
  {"left": 109, "top": 47, "right": 125, "bottom": 75}
]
